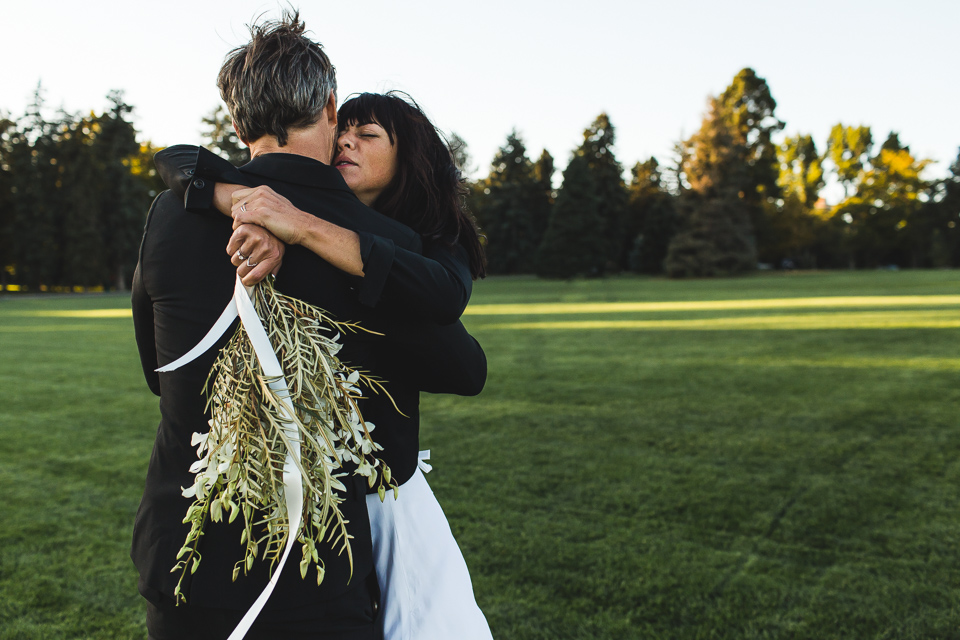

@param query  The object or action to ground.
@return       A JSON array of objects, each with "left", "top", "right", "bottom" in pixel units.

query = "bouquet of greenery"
[{"left": 170, "top": 278, "right": 398, "bottom": 602}]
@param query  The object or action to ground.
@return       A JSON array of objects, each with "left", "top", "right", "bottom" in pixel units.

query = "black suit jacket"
[{"left": 131, "top": 150, "right": 483, "bottom": 611}]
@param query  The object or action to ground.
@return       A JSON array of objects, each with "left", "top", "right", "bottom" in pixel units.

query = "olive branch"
[{"left": 171, "top": 278, "right": 398, "bottom": 603}]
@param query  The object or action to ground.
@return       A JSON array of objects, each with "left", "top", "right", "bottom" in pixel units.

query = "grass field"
[{"left": 2, "top": 270, "right": 960, "bottom": 639}]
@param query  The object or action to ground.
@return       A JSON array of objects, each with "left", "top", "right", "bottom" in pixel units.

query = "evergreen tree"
[
  {"left": 536, "top": 154, "right": 606, "bottom": 278},
  {"left": 475, "top": 131, "right": 547, "bottom": 273},
  {"left": 664, "top": 191, "right": 756, "bottom": 277},
  {"left": 57, "top": 112, "right": 108, "bottom": 286},
  {"left": 577, "top": 113, "right": 628, "bottom": 270},
  {"left": 924, "top": 149, "right": 960, "bottom": 267},
  {"left": 530, "top": 149, "right": 555, "bottom": 248},
  {"left": 0, "top": 113, "right": 14, "bottom": 287},
  {"left": 715, "top": 68, "right": 783, "bottom": 203},
  {"left": 202, "top": 105, "right": 248, "bottom": 165},
  {"left": 7, "top": 85, "right": 60, "bottom": 288},
  {"left": 665, "top": 69, "right": 781, "bottom": 277},
  {"left": 625, "top": 158, "right": 677, "bottom": 274},
  {"left": 665, "top": 97, "right": 757, "bottom": 276},
  {"left": 94, "top": 91, "right": 144, "bottom": 289}
]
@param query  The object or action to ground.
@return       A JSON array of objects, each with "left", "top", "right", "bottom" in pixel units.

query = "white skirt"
[{"left": 366, "top": 453, "right": 493, "bottom": 640}]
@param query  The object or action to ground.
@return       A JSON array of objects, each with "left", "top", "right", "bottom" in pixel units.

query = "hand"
[
  {"left": 231, "top": 186, "right": 309, "bottom": 246},
  {"left": 226, "top": 224, "right": 285, "bottom": 286}
]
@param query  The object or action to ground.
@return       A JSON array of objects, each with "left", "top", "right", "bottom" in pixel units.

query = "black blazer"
[{"left": 131, "top": 150, "right": 484, "bottom": 611}]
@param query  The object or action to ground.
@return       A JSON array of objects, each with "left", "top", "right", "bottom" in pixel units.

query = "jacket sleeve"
[
  {"left": 380, "top": 320, "right": 486, "bottom": 396},
  {"left": 153, "top": 145, "right": 251, "bottom": 213},
  {"left": 354, "top": 235, "right": 472, "bottom": 325},
  {"left": 131, "top": 196, "right": 162, "bottom": 397}
]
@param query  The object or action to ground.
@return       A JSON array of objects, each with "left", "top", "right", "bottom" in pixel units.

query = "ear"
[
  {"left": 324, "top": 91, "right": 337, "bottom": 128},
  {"left": 232, "top": 121, "right": 249, "bottom": 147}
]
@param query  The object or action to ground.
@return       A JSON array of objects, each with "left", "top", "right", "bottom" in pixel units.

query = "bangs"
[{"left": 338, "top": 93, "right": 399, "bottom": 144}]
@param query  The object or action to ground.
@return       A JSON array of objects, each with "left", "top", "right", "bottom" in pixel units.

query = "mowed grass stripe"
[
  {"left": 473, "top": 309, "right": 960, "bottom": 331},
  {"left": 463, "top": 295, "right": 960, "bottom": 315}
]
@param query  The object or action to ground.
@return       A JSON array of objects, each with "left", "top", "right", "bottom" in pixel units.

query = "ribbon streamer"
[
  {"left": 417, "top": 450, "right": 432, "bottom": 474},
  {"left": 158, "top": 276, "right": 304, "bottom": 640}
]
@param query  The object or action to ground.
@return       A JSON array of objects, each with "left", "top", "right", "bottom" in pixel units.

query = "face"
[{"left": 334, "top": 121, "right": 398, "bottom": 206}]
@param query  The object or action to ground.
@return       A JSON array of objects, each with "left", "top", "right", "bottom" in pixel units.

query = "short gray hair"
[{"left": 217, "top": 10, "right": 336, "bottom": 147}]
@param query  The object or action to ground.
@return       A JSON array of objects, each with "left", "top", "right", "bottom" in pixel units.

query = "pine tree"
[
  {"left": 536, "top": 154, "right": 605, "bottom": 278},
  {"left": 665, "top": 69, "right": 782, "bottom": 277},
  {"left": 625, "top": 158, "right": 677, "bottom": 274},
  {"left": 475, "top": 131, "right": 546, "bottom": 273},
  {"left": 577, "top": 114, "right": 628, "bottom": 270},
  {"left": 7, "top": 85, "right": 60, "bottom": 288},
  {"left": 531, "top": 150, "right": 555, "bottom": 258},
  {"left": 94, "top": 91, "right": 145, "bottom": 289},
  {"left": 57, "top": 112, "right": 108, "bottom": 286},
  {"left": 202, "top": 105, "right": 249, "bottom": 165},
  {"left": 664, "top": 191, "right": 756, "bottom": 277},
  {"left": 0, "top": 113, "right": 14, "bottom": 288}
]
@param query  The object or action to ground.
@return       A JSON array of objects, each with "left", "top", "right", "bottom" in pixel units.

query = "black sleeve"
[
  {"left": 154, "top": 145, "right": 251, "bottom": 213},
  {"left": 131, "top": 196, "right": 162, "bottom": 397},
  {"left": 354, "top": 235, "right": 472, "bottom": 325},
  {"left": 381, "top": 320, "right": 486, "bottom": 396}
]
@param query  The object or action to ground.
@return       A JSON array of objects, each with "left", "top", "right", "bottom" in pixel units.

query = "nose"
[{"left": 337, "top": 131, "right": 356, "bottom": 151}]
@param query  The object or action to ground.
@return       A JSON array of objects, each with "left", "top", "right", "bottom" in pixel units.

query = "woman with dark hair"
[{"left": 154, "top": 91, "right": 492, "bottom": 640}]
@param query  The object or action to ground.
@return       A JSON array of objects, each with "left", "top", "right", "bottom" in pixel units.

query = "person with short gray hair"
[
  {"left": 132, "top": 10, "right": 485, "bottom": 640},
  {"left": 217, "top": 16, "right": 337, "bottom": 148}
]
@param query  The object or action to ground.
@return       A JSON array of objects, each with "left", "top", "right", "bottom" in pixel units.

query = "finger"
[
  {"left": 231, "top": 239, "right": 258, "bottom": 267},
  {"left": 241, "top": 259, "right": 274, "bottom": 286},
  {"left": 231, "top": 187, "right": 256, "bottom": 205},
  {"left": 226, "top": 228, "right": 247, "bottom": 256}
]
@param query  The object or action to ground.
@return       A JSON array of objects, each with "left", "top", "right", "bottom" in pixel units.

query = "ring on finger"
[
  {"left": 236, "top": 250, "right": 247, "bottom": 261},
  {"left": 246, "top": 258, "right": 258, "bottom": 267},
  {"left": 240, "top": 202, "right": 247, "bottom": 212}
]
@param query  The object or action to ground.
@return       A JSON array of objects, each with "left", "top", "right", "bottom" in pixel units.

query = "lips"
[{"left": 334, "top": 154, "right": 357, "bottom": 168}]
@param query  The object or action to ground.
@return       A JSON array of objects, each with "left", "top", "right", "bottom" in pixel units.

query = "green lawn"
[{"left": 2, "top": 270, "right": 960, "bottom": 639}]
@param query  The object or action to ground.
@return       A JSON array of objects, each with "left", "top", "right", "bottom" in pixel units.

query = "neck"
[{"left": 248, "top": 127, "right": 335, "bottom": 164}]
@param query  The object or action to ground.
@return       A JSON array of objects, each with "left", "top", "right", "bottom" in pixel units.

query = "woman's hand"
[
  {"left": 226, "top": 223, "right": 285, "bottom": 286},
  {"left": 231, "top": 186, "right": 309, "bottom": 246}
]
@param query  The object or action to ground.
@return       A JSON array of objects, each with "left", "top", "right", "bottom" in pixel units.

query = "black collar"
[{"left": 241, "top": 153, "right": 354, "bottom": 193}]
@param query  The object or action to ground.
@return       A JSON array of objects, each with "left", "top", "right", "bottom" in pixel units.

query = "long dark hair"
[{"left": 337, "top": 92, "right": 486, "bottom": 279}]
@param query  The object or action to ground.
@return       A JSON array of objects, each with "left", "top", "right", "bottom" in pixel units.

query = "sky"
[{"left": 2, "top": 0, "right": 957, "bottom": 194}]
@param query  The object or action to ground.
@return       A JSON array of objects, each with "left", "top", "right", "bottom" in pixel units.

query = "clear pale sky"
[{"left": 2, "top": 0, "right": 957, "bottom": 187}]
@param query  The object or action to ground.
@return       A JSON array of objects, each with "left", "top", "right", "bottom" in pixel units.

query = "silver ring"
[
  {"left": 236, "top": 250, "right": 246, "bottom": 261},
  {"left": 240, "top": 202, "right": 247, "bottom": 212},
  {"left": 246, "top": 258, "right": 258, "bottom": 267}
]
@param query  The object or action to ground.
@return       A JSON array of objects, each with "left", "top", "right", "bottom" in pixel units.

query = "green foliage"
[
  {"left": 577, "top": 113, "right": 629, "bottom": 270},
  {"left": 625, "top": 158, "right": 678, "bottom": 274},
  {"left": 0, "top": 89, "right": 160, "bottom": 290},
  {"left": 536, "top": 154, "right": 606, "bottom": 278},
  {"left": 664, "top": 69, "right": 785, "bottom": 277},
  {"left": 475, "top": 131, "right": 551, "bottom": 274},
  {"left": 826, "top": 124, "right": 873, "bottom": 197},
  {"left": 752, "top": 135, "right": 829, "bottom": 268},
  {"left": 827, "top": 128, "right": 934, "bottom": 267},
  {"left": 201, "top": 105, "right": 249, "bottom": 166},
  {"left": 664, "top": 190, "right": 757, "bottom": 277}
]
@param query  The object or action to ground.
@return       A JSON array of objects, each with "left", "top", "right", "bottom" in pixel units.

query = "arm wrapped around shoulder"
[{"left": 383, "top": 320, "right": 486, "bottom": 396}]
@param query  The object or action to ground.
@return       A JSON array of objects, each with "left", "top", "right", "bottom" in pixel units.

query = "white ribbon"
[
  {"left": 418, "top": 450, "right": 432, "bottom": 474},
  {"left": 158, "top": 276, "right": 303, "bottom": 640}
]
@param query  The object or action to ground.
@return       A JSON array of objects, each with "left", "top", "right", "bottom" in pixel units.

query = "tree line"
[
  {"left": 469, "top": 68, "right": 960, "bottom": 278},
  {"left": 2, "top": 69, "right": 958, "bottom": 290}
]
